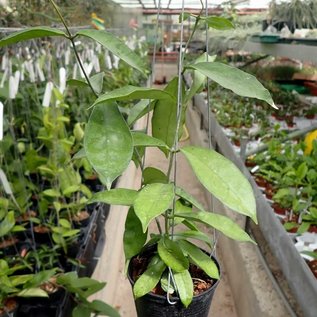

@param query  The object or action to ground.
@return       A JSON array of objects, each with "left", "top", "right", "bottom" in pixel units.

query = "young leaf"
[
  {"left": 89, "top": 188, "right": 138, "bottom": 206},
  {"left": 178, "top": 240, "right": 219, "bottom": 279},
  {"left": 92, "top": 86, "right": 174, "bottom": 108},
  {"left": 76, "top": 29, "right": 146, "bottom": 74},
  {"left": 143, "top": 167, "right": 168, "bottom": 185},
  {"left": 174, "top": 270, "right": 193, "bottom": 308},
  {"left": 17, "top": 288, "right": 48, "bottom": 298},
  {"left": 158, "top": 237, "right": 189, "bottom": 272},
  {"left": 179, "top": 12, "right": 191, "bottom": 23},
  {"left": 188, "top": 62, "right": 276, "bottom": 108},
  {"left": 173, "top": 199, "right": 193, "bottom": 225},
  {"left": 175, "top": 187, "right": 205, "bottom": 211},
  {"left": 175, "top": 211, "right": 255, "bottom": 243},
  {"left": 152, "top": 77, "right": 184, "bottom": 154},
  {"left": 127, "top": 100, "right": 154, "bottom": 126},
  {"left": 24, "top": 269, "right": 57, "bottom": 288},
  {"left": 0, "top": 211, "right": 15, "bottom": 238},
  {"left": 173, "top": 230, "right": 211, "bottom": 246},
  {"left": 72, "top": 305, "right": 91, "bottom": 317},
  {"left": 132, "top": 131, "right": 169, "bottom": 148},
  {"left": 89, "top": 300, "right": 120, "bottom": 317},
  {"left": 134, "top": 183, "right": 174, "bottom": 232},
  {"left": 133, "top": 255, "right": 166, "bottom": 299},
  {"left": 180, "top": 146, "right": 257, "bottom": 223},
  {"left": 84, "top": 102, "right": 133, "bottom": 189},
  {"left": 124, "top": 208, "right": 147, "bottom": 261},
  {"left": 0, "top": 27, "right": 67, "bottom": 48},
  {"left": 203, "top": 16, "right": 234, "bottom": 30}
]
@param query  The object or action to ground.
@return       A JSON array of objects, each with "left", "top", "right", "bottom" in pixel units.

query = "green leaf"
[
  {"left": 175, "top": 187, "right": 205, "bottom": 211},
  {"left": 84, "top": 102, "right": 133, "bottom": 189},
  {"left": 297, "top": 222, "right": 310, "bottom": 234},
  {"left": 92, "top": 86, "right": 174, "bottom": 108},
  {"left": 132, "top": 131, "right": 168, "bottom": 148},
  {"left": 67, "top": 79, "right": 88, "bottom": 89},
  {"left": 143, "top": 167, "right": 168, "bottom": 186},
  {"left": 188, "top": 62, "right": 276, "bottom": 108},
  {"left": 160, "top": 273, "right": 175, "bottom": 294},
  {"left": 134, "top": 183, "right": 174, "bottom": 232},
  {"left": 18, "top": 288, "right": 48, "bottom": 298},
  {"left": 158, "top": 237, "right": 189, "bottom": 272},
  {"left": 185, "top": 53, "right": 216, "bottom": 103},
  {"left": 43, "top": 189, "right": 60, "bottom": 197},
  {"left": 127, "top": 100, "right": 154, "bottom": 126},
  {"left": 133, "top": 255, "right": 166, "bottom": 299},
  {"left": 174, "top": 270, "right": 193, "bottom": 308},
  {"left": 72, "top": 148, "right": 86, "bottom": 160},
  {"left": 179, "top": 240, "right": 219, "bottom": 279},
  {"left": 175, "top": 211, "right": 255, "bottom": 243},
  {"left": 296, "top": 162, "right": 308, "bottom": 180},
  {"left": 72, "top": 305, "right": 91, "bottom": 317},
  {"left": 124, "top": 208, "right": 147, "bottom": 261},
  {"left": 77, "top": 29, "right": 146, "bottom": 74},
  {"left": 0, "top": 211, "right": 15, "bottom": 238},
  {"left": 89, "top": 300, "right": 120, "bottom": 317},
  {"left": 152, "top": 77, "right": 184, "bottom": 154},
  {"left": 24, "top": 269, "right": 57, "bottom": 288},
  {"left": 89, "top": 188, "right": 138, "bottom": 206},
  {"left": 180, "top": 146, "right": 257, "bottom": 223},
  {"left": 90, "top": 72, "right": 104, "bottom": 95},
  {"left": 203, "top": 16, "right": 234, "bottom": 30},
  {"left": 173, "top": 230, "right": 211, "bottom": 246},
  {"left": 0, "top": 27, "right": 67, "bottom": 48},
  {"left": 173, "top": 199, "right": 193, "bottom": 225},
  {"left": 179, "top": 12, "right": 191, "bottom": 22}
]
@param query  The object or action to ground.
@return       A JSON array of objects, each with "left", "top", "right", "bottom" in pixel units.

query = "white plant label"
[
  {"left": 0, "top": 168, "right": 13, "bottom": 195},
  {"left": 59, "top": 67, "right": 66, "bottom": 94},
  {"left": 251, "top": 165, "right": 260, "bottom": 173},
  {"left": 0, "top": 101, "right": 3, "bottom": 141},
  {"left": 72, "top": 63, "right": 78, "bottom": 79},
  {"left": 9, "top": 75, "right": 16, "bottom": 99},
  {"left": 65, "top": 49, "right": 71, "bottom": 66},
  {"left": 35, "top": 61, "right": 45, "bottom": 82},
  {"left": 42, "top": 81, "right": 54, "bottom": 107},
  {"left": 0, "top": 69, "right": 7, "bottom": 88}
]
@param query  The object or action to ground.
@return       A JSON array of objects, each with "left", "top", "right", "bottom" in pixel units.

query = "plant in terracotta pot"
[{"left": 0, "top": 3, "right": 276, "bottom": 316}]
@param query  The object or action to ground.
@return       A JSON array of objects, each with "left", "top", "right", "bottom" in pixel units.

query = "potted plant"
[{"left": 0, "top": 2, "right": 276, "bottom": 316}]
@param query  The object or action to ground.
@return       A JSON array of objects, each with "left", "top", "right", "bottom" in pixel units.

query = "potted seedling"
[{"left": 0, "top": 2, "right": 276, "bottom": 316}]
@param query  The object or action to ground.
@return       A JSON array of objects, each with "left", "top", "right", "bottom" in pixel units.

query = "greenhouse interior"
[{"left": 1, "top": 0, "right": 317, "bottom": 316}]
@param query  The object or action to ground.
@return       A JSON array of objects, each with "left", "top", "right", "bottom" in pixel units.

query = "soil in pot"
[
  {"left": 72, "top": 210, "right": 90, "bottom": 228},
  {"left": 128, "top": 247, "right": 220, "bottom": 317},
  {"left": 307, "top": 259, "right": 317, "bottom": 278},
  {"left": 0, "top": 298, "right": 18, "bottom": 317}
]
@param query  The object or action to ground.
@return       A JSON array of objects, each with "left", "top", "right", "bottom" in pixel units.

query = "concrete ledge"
[{"left": 186, "top": 104, "right": 291, "bottom": 317}]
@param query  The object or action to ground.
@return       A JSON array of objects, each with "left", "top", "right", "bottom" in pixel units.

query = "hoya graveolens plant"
[{"left": 0, "top": 2, "right": 276, "bottom": 313}]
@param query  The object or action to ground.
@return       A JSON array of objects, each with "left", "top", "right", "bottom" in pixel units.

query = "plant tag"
[
  {"left": 65, "top": 48, "right": 71, "bottom": 66},
  {"left": 113, "top": 55, "right": 120, "bottom": 69},
  {"left": 21, "top": 62, "right": 25, "bottom": 81},
  {"left": 72, "top": 63, "right": 78, "bottom": 79},
  {"left": 35, "top": 61, "right": 45, "bottom": 82},
  {"left": 9, "top": 75, "right": 16, "bottom": 99},
  {"left": 0, "top": 168, "right": 13, "bottom": 194},
  {"left": 86, "top": 62, "right": 93, "bottom": 76},
  {"left": 250, "top": 165, "right": 259, "bottom": 173},
  {"left": 0, "top": 101, "right": 3, "bottom": 141},
  {"left": 26, "top": 60, "right": 35, "bottom": 83},
  {"left": 59, "top": 67, "right": 66, "bottom": 94},
  {"left": 93, "top": 55, "right": 100, "bottom": 72},
  {"left": 105, "top": 52, "right": 112, "bottom": 69},
  {"left": 1, "top": 53, "right": 8, "bottom": 71},
  {"left": 42, "top": 81, "right": 54, "bottom": 107}
]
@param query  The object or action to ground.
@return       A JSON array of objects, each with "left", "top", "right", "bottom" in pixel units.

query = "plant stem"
[
  {"left": 49, "top": 0, "right": 98, "bottom": 98},
  {"left": 155, "top": 218, "right": 163, "bottom": 234}
]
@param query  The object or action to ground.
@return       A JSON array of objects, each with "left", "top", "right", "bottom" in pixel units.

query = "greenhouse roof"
[{"left": 111, "top": 0, "right": 272, "bottom": 10}]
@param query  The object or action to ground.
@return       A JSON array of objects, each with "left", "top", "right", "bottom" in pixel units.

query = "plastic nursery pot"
[{"left": 128, "top": 246, "right": 220, "bottom": 317}]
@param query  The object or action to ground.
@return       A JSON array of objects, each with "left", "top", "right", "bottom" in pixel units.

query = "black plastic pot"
[{"left": 128, "top": 246, "right": 220, "bottom": 317}]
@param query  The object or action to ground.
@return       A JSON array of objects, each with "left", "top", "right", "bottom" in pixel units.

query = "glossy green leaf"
[
  {"left": 89, "top": 300, "right": 120, "bottom": 317},
  {"left": 73, "top": 305, "right": 91, "bottom": 317},
  {"left": 77, "top": 29, "right": 146, "bottom": 74},
  {"left": 89, "top": 188, "right": 138, "bottom": 206},
  {"left": 181, "top": 146, "right": 257, "bottom": 223},
  {"left": 0, "top": 211, "right": 15, "bottom": 237},
  {"left": 90, "top": 72, "right": 104, "bottom": 95},
  {"left": 124, "top": 208, "right": 147, "bottom": 261},
  {"left": 84, "top": 102, "right": 133, "bottom": 189},
  {"left": 134, "top": 183, "right": 174, "bottom": 232},
  {"left": 174, "top": 270, "right": 193, "bottom": 308},
  {"left": 173, "top": 199, "right": 193, "bottom": 225},
  {"left": 179, "top": 240, "right": 219, "bottom": 279},
  {"left": 72, "top": 148, "right": 86, "bottom": 160},
  {"left": 175, "top": 211, "right": 255, "bottom": 243},
  {"left": 160, "top": 272, "right": 175, "bottom": 294},
  {"left": 67, "top": 79, "right": 89, "bottom": 89},
  {"left": 152, "top": 77, "right": 184, "bottom": 154},
  {"left": 173, "top": 230, "right": 211, "bottom": 246},
  {"left": 143, "top": 167, "right": 168, "bottom": 185},
  {"left": 92, "top": 86, "right": 174, "bottom": 108},
  {"left": 188, "top": 62, "right": 276, "bottom": 108},
  {"left": 175, "top": 187, "right": 205, "bottom": 211},
  {"left": 185, "top": 53, "right": 216, "bottom": 103},
  {"left": 43, "top": 189, "right": 60, "bottom": 197},
  {"left": 203, "top": 16, "right": 234, "bottom": 30},
  {"left": 24, "top": 269, "right": 57, "bottom": 288},
  {"left": 296, "top": 162, "right": 308, "bottom": 180},
  {"left": 158, "top": 237, "right": 189, "bottom": 272},
  {"left": 132, "top": 131, "right": 168, "bottom": 148},
  {"left": 0, "top": 27, "right": 67, "bottom": 48},
  {"left": 18, "top": 288, "right": 48, "bottom": 297},
  {"left": 133, "top": 255, "right": 166, "bottom": 299},
  {"left": 127, "top": 100, "right": 154, "bottom": 126}
]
